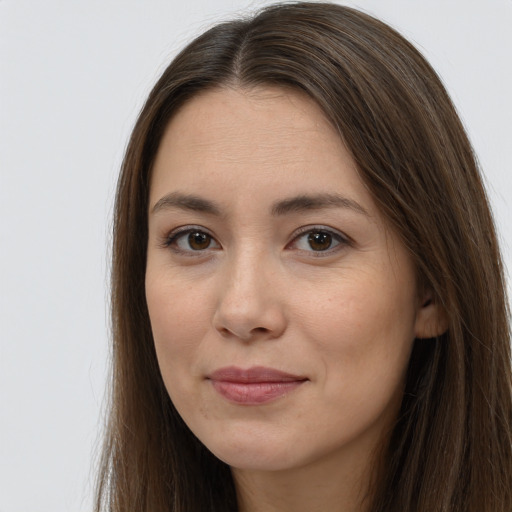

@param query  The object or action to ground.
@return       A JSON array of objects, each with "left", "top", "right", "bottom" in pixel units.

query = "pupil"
[
  {"left": 308, "top": 231, "right": 332, "bottom": 251},
  {"left": 188, "top": 232, "right": 210, "bottom": 250}
]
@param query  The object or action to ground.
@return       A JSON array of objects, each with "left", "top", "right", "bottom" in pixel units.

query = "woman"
[{"left": 95, "top": 2, "right": 512, "bottom": 511}]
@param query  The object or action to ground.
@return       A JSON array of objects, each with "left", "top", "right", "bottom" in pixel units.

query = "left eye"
[{"left": 292, "top": 228, "right": 346, "bottom": 252}]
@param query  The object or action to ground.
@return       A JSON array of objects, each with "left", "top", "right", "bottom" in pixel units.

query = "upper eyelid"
[
  {"left": 166, "top": 225, "right": 215, "bottom": 238},
  {"left": 291, "top": 225, "right": 350, "bottom": 242}
]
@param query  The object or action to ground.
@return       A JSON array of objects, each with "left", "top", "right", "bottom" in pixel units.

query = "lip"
[{"left": 207, "top": 366, "right": 308, "bottom": 405}]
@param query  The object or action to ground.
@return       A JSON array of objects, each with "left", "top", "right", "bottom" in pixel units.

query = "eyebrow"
[
  {"left": 271, "top": 193, "right": 369, "bottom": 217},
  {"left": 151, "top": 192, "right": 222, "bottom": 215},
  {"left": 151, "top": 192, "right": 369, "bottom": 217}
]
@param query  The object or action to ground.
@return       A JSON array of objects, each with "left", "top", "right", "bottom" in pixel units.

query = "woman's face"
[{"left": 146, "top": 87, "right": 434, "bottom": 474}]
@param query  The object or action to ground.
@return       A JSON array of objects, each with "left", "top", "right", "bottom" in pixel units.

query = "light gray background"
[{"left": 1, "top": 1, "right": 511, "bottom": 511}]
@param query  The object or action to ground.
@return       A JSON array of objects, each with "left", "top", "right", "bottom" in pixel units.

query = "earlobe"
[{"left": 414, "top": 294, "right": 449, "bottom": 339}]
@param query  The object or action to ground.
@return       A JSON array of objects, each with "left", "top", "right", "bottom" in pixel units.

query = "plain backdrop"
[{"left": 1, "top": 1, "right": 511, "bottom": 511}]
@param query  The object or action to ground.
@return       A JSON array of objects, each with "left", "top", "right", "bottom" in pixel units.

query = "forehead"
[
  {"left": 149, "top": 86, "right": 375, "bottom": 215},
  {"left": 159, "top": 86, "right": 336, "bottom": 157}
]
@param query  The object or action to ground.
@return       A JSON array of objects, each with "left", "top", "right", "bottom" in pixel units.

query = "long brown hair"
[{"left": 95, "top": 3, "right": 512, "bottom": 511}]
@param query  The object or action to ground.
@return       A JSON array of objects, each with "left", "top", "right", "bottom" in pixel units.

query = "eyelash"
[{"left": 161, "top": 225, "right": 351, "bottom": 256}]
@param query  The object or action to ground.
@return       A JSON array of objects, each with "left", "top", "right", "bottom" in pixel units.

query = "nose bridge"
[
  {"left": 213, "top": 243, "right": 286, "bottom": 340},
  {"left": 231, "top": 244, "right": 266, "bottom": 293}
]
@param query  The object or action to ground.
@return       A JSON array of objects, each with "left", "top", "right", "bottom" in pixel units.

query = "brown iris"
[
  {"left": 308, "top": 231, "right": 333, "bottom": 251},
  {"left": 188, "top": 231, "right": 211, "bottom": 250}
]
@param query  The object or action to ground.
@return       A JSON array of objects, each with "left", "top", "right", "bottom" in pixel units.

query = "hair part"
[{"left": 96, "top": 3, "right": 512, "bottom": 511}]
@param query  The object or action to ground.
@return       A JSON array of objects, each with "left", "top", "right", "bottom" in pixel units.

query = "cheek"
[
  {"left": 146, "top": 280, "right": 208, "bottom": 424},
  {"left": 145, "top": 274, "right": 208, "bottom": 377},
  {"left": 299, "top": 274, "right": 417, "bottom": 388}
]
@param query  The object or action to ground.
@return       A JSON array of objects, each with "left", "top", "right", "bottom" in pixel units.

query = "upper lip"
[{"left": 208, "top": 366, "right": 307, "bottom": 383}]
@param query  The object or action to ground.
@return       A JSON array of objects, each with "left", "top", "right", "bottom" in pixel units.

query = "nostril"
[
  {"left": 218, "top": 327, "right": 232, "bottom": 337},
  {"left": 215, "top": 324, "right": 275, "bottom": 342},
  {"left": 251, "top": 327, "right": 270, "bottom": 334}
]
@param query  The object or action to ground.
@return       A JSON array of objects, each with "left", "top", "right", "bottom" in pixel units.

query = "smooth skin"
[{"left": 145, "top": 87, "right": 446, "bottom": 512}]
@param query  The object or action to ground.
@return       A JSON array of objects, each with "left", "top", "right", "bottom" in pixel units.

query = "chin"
[
  {"left": 202, "top": 429, "right": 301, "bottom": 472},
  {"left": 213, "top": 447, "right": 296, "bottom": 472}
]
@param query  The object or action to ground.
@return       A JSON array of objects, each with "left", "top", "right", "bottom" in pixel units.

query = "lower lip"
[{"left": 210, "top": 380, "right": 305, "bottom": 405}]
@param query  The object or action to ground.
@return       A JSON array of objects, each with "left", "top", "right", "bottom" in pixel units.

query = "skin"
[{"left": 145, "top": 87, "right": 444, "bottom": 512}]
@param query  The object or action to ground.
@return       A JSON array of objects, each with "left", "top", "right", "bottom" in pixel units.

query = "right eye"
[{"left": 164, "top": 228, "right": 221, "bottom": 254}]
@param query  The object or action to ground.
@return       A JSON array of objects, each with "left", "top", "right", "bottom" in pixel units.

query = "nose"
[{"left": 212, "top": 249, "right": 287, "bottom": 342}]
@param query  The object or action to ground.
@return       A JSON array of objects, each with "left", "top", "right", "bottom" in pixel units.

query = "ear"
[{"left": 414, "top": 291, "right": 449, "bottom": 339}]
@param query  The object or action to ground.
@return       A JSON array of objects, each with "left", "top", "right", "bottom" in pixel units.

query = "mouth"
[{"left": 207, "top": 366, "right": 308, "bottom": 405}]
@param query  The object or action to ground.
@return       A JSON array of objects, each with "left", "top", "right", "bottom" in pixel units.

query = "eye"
[
  {"left": 164, "top": 227, "right": 221, "bottom": 253},
  {"left": 290, "top": 227, "right": 348, "bottom": 254}
]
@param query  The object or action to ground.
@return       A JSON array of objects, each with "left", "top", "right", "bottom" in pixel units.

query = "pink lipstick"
[{"left": 208, "top": 366, "right": 307, "bottom": 405}]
